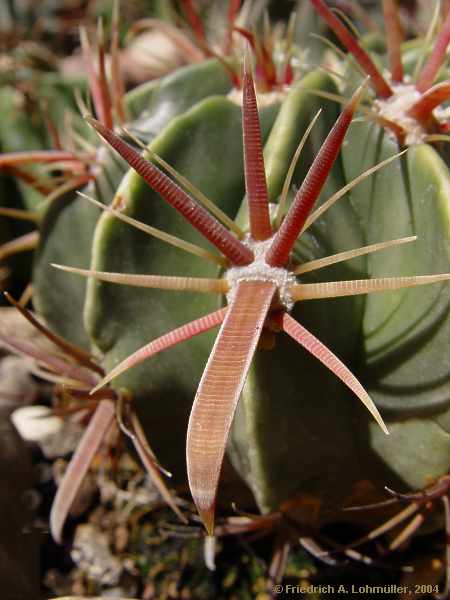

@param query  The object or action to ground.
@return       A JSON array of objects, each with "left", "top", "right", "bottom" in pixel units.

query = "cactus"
[
  {"left": 306, "top": 0, "right": 450, "bottom": 497},
  {"left": 3, "top": 0, "right": 450, "bottom": 589},
  {"left": 51, "top": 55, "right": 449, "bottom": 526}
]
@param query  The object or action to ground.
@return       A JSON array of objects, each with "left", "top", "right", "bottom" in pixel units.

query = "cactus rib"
[{"left": 279, "top": 312, "right": 388, "bottom": 434}]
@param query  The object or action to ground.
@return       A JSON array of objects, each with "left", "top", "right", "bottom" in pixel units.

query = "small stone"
[
  {"left": 10, "top": 405, "right": 84, "bottom": 458},
  {"left": 114, "top": 525, "right": 129, "bottom": 554},
  {"left": 11, "top": 405, "right": 62, "bottom": 442},
  {"left": 71, "top": 523, "right": 122, "bottom": 586}
]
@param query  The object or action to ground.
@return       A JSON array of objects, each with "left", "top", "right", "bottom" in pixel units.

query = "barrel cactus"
[
  {"left": 308, "top": 0, "right": 450, "bottom": 511},
  {"left": 2, "top": 0, "right": 450, "bottom": 589}
]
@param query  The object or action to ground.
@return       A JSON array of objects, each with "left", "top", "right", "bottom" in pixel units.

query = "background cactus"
[{"left": 2, "top": 0, "right": 450, "bottom": 596}]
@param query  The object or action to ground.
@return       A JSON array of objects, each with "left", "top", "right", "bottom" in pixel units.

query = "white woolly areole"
[
  {"left": 434, "top": 104, "right": 450, "bottom": 124},
  {"left": 225, "top": 236, "right": 297, "bottom": 310},
  {"left": 374, "top": 82, "right": 425, "bottom": 145},
  {"left": 227, "top": 86, "right": 288, "bottom": 107}
]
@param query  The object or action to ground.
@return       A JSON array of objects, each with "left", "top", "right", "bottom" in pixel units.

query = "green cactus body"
[
  {"left": 342, "top": 125, "right": 450, "bottom": 492},
  {"left": 229, "top": 0, "right": 446, "bottom": 512},
  {"left": 331, "top": 13, "right": 450, "bottom": 495},
  {"left": 23, "top": 2, "right": 450, "bottom": 541},
  {"left": 232, "top": 105, "right": 450, "bottom": 516}
]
